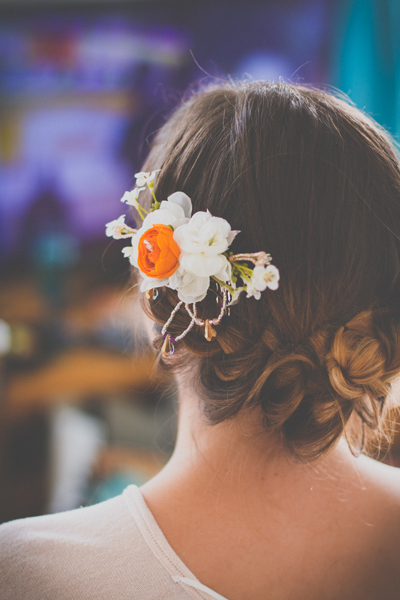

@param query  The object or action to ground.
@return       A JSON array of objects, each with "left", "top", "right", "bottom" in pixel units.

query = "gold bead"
[
  {"left": 204, "top": 320, "right": 217, "bottom": 342},
  {"left": 161, "top": 335, "right": 174, "bottom": 356}
]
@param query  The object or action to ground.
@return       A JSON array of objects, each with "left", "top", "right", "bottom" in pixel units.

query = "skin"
[{"left": 141, "top": 378, "right": 400, "bottom": 600}]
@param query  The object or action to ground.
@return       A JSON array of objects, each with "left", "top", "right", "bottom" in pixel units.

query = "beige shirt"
[{"left": 0, "top": 485, "right": 228, "bottom": 600}]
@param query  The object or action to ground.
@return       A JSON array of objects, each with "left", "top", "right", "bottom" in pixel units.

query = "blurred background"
[{"left": 0, "top": 0, "right": 399, "bottom": 524}]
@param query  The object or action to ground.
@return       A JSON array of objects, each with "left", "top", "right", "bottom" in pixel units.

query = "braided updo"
[{"left": 138, "top": 81, "right": 400, "bottom": 460}]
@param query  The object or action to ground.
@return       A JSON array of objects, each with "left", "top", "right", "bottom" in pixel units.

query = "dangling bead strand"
[
  {"left": 161, "top": 301, "right": 182, "bottom": 356},
  {"left": 185, "top": 288, "right": 228, "bottom": 341},
  {"left": 160, "top": 287, "right": 228, "bottom": 354},
  {"left": 161, "top": 301, "right": 198, "bottom": 356}
]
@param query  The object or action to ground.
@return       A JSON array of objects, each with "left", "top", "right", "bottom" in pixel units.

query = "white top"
[{"left": 0, "top": 485, "right": 228, "bottom": 600}]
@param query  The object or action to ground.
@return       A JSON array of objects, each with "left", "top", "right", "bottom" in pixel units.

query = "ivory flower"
[
  {"left": 137, "top": 192, "right": 192, "bottom": 237},
  {"left": 134, "top": 170, "right": 161, "bottom": 188},
  {"left": 169, "top": 267, "right": 210, "bottom": 304},
  {"left": 162, "top": 192, "right": 192, "bottom": 219},
  {"left": 139, "top": 276, "right": 169, "bottom": 293},
  {"left": 121, "top": 187, "right": 145, "bottom": 208},
  {"left": 105, "top": 215, "right": 136, "bottom": 239},
  {"left": 173, "top": 211, "right": 238, "bottom": 280}
]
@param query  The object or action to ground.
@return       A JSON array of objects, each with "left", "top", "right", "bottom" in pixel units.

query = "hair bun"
[{"left": 326, "top": 311, "right": 390, "bottom": 402}]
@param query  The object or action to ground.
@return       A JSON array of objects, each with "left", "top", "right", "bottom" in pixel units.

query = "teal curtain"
[{"left": 332, "top": 0, "right": 400, "bottom": 138}]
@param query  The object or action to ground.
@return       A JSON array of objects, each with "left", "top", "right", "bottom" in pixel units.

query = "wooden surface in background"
[{"left": 5, "top": 349, "right": 156, "bottom": 417}]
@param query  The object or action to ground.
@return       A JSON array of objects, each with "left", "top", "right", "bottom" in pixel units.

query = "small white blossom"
[
  {"left": 246, "top": 264, "right": 280, "bottom": 299},
  {"left": 245, "top": 279, "right": 262, "bottom": 300},
  {"left": 122, "top": 245, "right": 134, "bottom": 259},
  {"left": 105, "top": 215, "right": 136, "bottom": 239},
  {"left": 253, "top": 264, "right": 280, "bottom": 291},
  {"left": 134, "top": 170, "right": 161, "bottom": 188},
  {"left": 121, "top": 187, "right": 145, "bottom": 208}
]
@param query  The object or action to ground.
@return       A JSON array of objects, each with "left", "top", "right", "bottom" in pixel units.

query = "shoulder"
[
  {"left": 0, "top": 492, "right": 144, "bottom": 600},
  {"left": 356, "top": 454, "right": 400, "bottom": 505},
  {"left": 353, "top": 456, "right": 400, "bottom": 594},
  {"left": 0, "top": 487, "right": 193, "bottom": 600},
  {"left": 0, "top": 491, "right": 129, "bottom": 551},
  {"left": 353, "top": 455, "right": 400, "bottom": 534}
]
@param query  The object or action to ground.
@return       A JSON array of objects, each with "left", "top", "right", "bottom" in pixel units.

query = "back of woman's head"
[{"left": 140, "top": 80, "right": 400, "bottom": 460}]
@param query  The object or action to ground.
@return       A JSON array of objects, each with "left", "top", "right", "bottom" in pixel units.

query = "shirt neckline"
[{"left": 123, "top": 484, "right": 229, "bottom": 600}]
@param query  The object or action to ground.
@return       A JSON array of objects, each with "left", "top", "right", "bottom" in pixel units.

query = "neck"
[{"left": 141, "top": 381, "right": 361, "bottom": 523}]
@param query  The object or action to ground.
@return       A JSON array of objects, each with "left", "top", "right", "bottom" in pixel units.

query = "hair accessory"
[
  {"left": 159, "top": 288, "right": 228, "bottom": 355},
  {"left": 106, "top": 170, "right": 280, "bottom": 355}
]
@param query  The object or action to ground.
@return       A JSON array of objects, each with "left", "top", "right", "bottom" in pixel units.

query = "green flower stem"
[
  {"left": 233, "top": 263, "right": 253, "bottom": 277},
  {"left": 137, "top": 207, "right": 147, "bottom": 221},
  {"left": 232, "top": 265, "right": 252, "bottom": 286},
  {"left": 211, "top": 276, "right": 235, "bottom": 294},
  {"left": 149, "top": 186, "right": 158, "bottom": 204}
]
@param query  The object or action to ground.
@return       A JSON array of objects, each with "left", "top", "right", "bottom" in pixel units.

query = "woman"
[{"left": 1, "top": 81, "right": 400, "bottom": 599}]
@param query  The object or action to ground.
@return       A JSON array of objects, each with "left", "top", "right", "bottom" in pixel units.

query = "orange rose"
[{"left": 137, "top": 224, "right": 180, "bottom": 278}]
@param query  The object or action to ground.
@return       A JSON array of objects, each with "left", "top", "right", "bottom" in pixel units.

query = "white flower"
[
  {"left": 164, "top": 192, "right": 192, "bottom": 219},
  {"left": 246, "top": 264, "right": 280, "bottom": 299},
  {"left": 169, "top": 267, "right": 210, "bottom": 303},
  {"left": 173, "top": 211, "right": 238, "bottom": 280},
  {"left": 105, "top": 215, "right": 136, "bottom": 239},
  {"left": 139, "top": 276, "right": 169, "bottom": 293},
  {"left": 174, "top": 211, "right": 234, "bottom": 255},
  {"left": 179, "top": 253, "right": 231, "bottom": 281},
  {"left": 134, "top": 170, "right": 161, "bottom": 187},
  {"left": 143, "top": 192, "right": 192, "bottom": 230},
  {"left": 121, "top": 187, "right": 145, "bottom": 208}
]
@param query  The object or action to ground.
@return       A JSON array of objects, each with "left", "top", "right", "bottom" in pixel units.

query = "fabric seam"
[{"left": 123, "top": 486, "right": 214, "bottom": 600}]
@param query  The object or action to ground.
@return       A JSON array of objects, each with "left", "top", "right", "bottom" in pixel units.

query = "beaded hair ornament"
[{"left": 106, "top": 170, "right": 280, "bottom": 356}]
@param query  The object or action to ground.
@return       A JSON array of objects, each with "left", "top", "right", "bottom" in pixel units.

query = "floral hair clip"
[{"left": 106, "top": 171, "right": 280, "bottom": 356}]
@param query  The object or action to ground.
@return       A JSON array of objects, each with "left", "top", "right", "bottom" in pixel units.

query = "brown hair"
[{"left": 139, "top": 81, "right": 400, "bottom": 460}]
